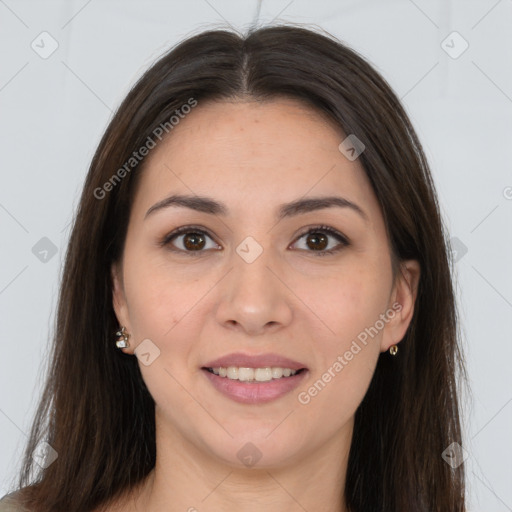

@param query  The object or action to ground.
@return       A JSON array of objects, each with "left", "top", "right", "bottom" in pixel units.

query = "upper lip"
[{"left": 202, "top": 352, "right": 307, "bottom": 370}]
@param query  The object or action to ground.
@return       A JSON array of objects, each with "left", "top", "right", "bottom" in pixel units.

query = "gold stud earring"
[
  {"left": 389, "top": 344, "right": 398, "bottom": 356},
  {"left": 115, "top": 326, "right": 130, "bottom": 349}
]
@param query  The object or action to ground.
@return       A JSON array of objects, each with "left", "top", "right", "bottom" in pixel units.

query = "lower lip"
[{"left": 201, "top": 368, "right": 308, "bottom": 404}]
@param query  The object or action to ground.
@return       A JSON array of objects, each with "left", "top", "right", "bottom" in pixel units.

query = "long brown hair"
[{"left": 11, "top": 24, "right": 467, "bottom": 511}]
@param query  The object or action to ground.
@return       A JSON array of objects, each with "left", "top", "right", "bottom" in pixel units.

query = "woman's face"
[{"left": 112, "top": 98, "right": 419, "bottom": 469}]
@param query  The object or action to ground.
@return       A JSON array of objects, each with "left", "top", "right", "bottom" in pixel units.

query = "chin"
[{"left": 200, "top": 428, "right": 310, "bottom": 470}]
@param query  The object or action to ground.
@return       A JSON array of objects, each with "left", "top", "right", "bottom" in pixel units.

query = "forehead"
[{"left": 133, "top": 98, "right": 380, "bottom": 221}]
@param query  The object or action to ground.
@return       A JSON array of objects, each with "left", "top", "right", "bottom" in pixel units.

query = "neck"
[{"left": 126, "top": 413, "right": 353, "bottom": 512}]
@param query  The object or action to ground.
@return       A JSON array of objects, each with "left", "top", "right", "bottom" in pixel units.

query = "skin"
[{"left": 107, "top": 98, "right": 420, "bottom": 512}]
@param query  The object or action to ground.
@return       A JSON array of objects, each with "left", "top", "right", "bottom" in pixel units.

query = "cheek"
[
  {"left": 122, "top": 254, "right": 203, "bottom": 346},
  {"left": 122, "top": 261, "right": 205, "bottom": 409},
  {"left": 292, "top": 264, "right": 389, "bottom": 412},
  {"left": 297, "top": 261, "right": 391, "bottom": 345},
  {"left": 294, "top": 287, "right": 383, "bottom": 436}
]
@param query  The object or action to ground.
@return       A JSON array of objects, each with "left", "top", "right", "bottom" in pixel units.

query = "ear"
[
  {"left": 111, "top": 262, "right": 133, "bottom": 353},
  {"left": 381, "top": 259, "right": 421, "bottom": 352}
]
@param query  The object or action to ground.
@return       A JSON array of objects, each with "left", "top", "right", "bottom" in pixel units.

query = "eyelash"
[{"left": 160, "top": 224, "right": 350, "bottom": 257}]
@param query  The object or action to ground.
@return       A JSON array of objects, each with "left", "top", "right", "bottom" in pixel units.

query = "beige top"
[{"left": 0, "top": 492, "right": 28, "bottom": 512}]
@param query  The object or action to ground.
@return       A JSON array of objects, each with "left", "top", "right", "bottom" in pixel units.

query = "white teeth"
[
  {"left": 238, "top": 367, "right": 254, "bottom": 381},
  {"left": 209, "top": 366, "right": 300, "bottom": 382},
  {"left": 227, "top": 367, "right": 238, "bottom": 379},
  {"left": 255, "top": 368, "right": 272, "bottom": 382},
  {"left": 271, "top": 367, "right": 283, "bottom": 378}
]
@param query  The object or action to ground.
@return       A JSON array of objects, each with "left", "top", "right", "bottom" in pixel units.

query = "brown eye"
[
  {"left": 162, "top": 226, "right": 220, "bottom": 254},
  {"left": 305, "top": 232, "right": 328, "bottom": 251},
  {"left": 291, "top": 226, "right": 349, "bottom": 256},
  {"left": 183, "top": 232, "right": 206, "bottom": 251}
]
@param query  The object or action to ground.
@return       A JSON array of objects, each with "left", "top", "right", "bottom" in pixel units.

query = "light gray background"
[{"left": 1, "top": 1, "right": 511, "bottom": 510}]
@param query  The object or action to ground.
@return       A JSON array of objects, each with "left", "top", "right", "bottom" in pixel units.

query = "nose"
[{"left": 214, "top": 248, "right": 294, "bottom": 337}]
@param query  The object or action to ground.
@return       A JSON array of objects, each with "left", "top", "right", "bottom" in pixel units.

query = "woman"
[{"left": 0, "top": 24, "right": 467, "bottom": 511}]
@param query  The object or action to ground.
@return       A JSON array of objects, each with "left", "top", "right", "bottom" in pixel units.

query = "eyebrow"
[{"left": 144, "top": 193, "right": 368, "bottom": 222}]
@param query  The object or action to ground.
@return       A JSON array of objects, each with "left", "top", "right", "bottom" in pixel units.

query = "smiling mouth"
[{"left": 202, "top": 366, "right": 307, "bottom": 382}]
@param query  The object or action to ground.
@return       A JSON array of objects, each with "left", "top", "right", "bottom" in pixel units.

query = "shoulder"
[{"left": 0, "top": 491, "right": 29, "bottom": 512}]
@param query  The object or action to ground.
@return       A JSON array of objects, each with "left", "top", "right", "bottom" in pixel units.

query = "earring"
[
  {"left": 389, "top": 344, "right": 398, "bottom": 356},
  {"left": 115, "top": 326, "right": 130, "bottom": 349}
]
